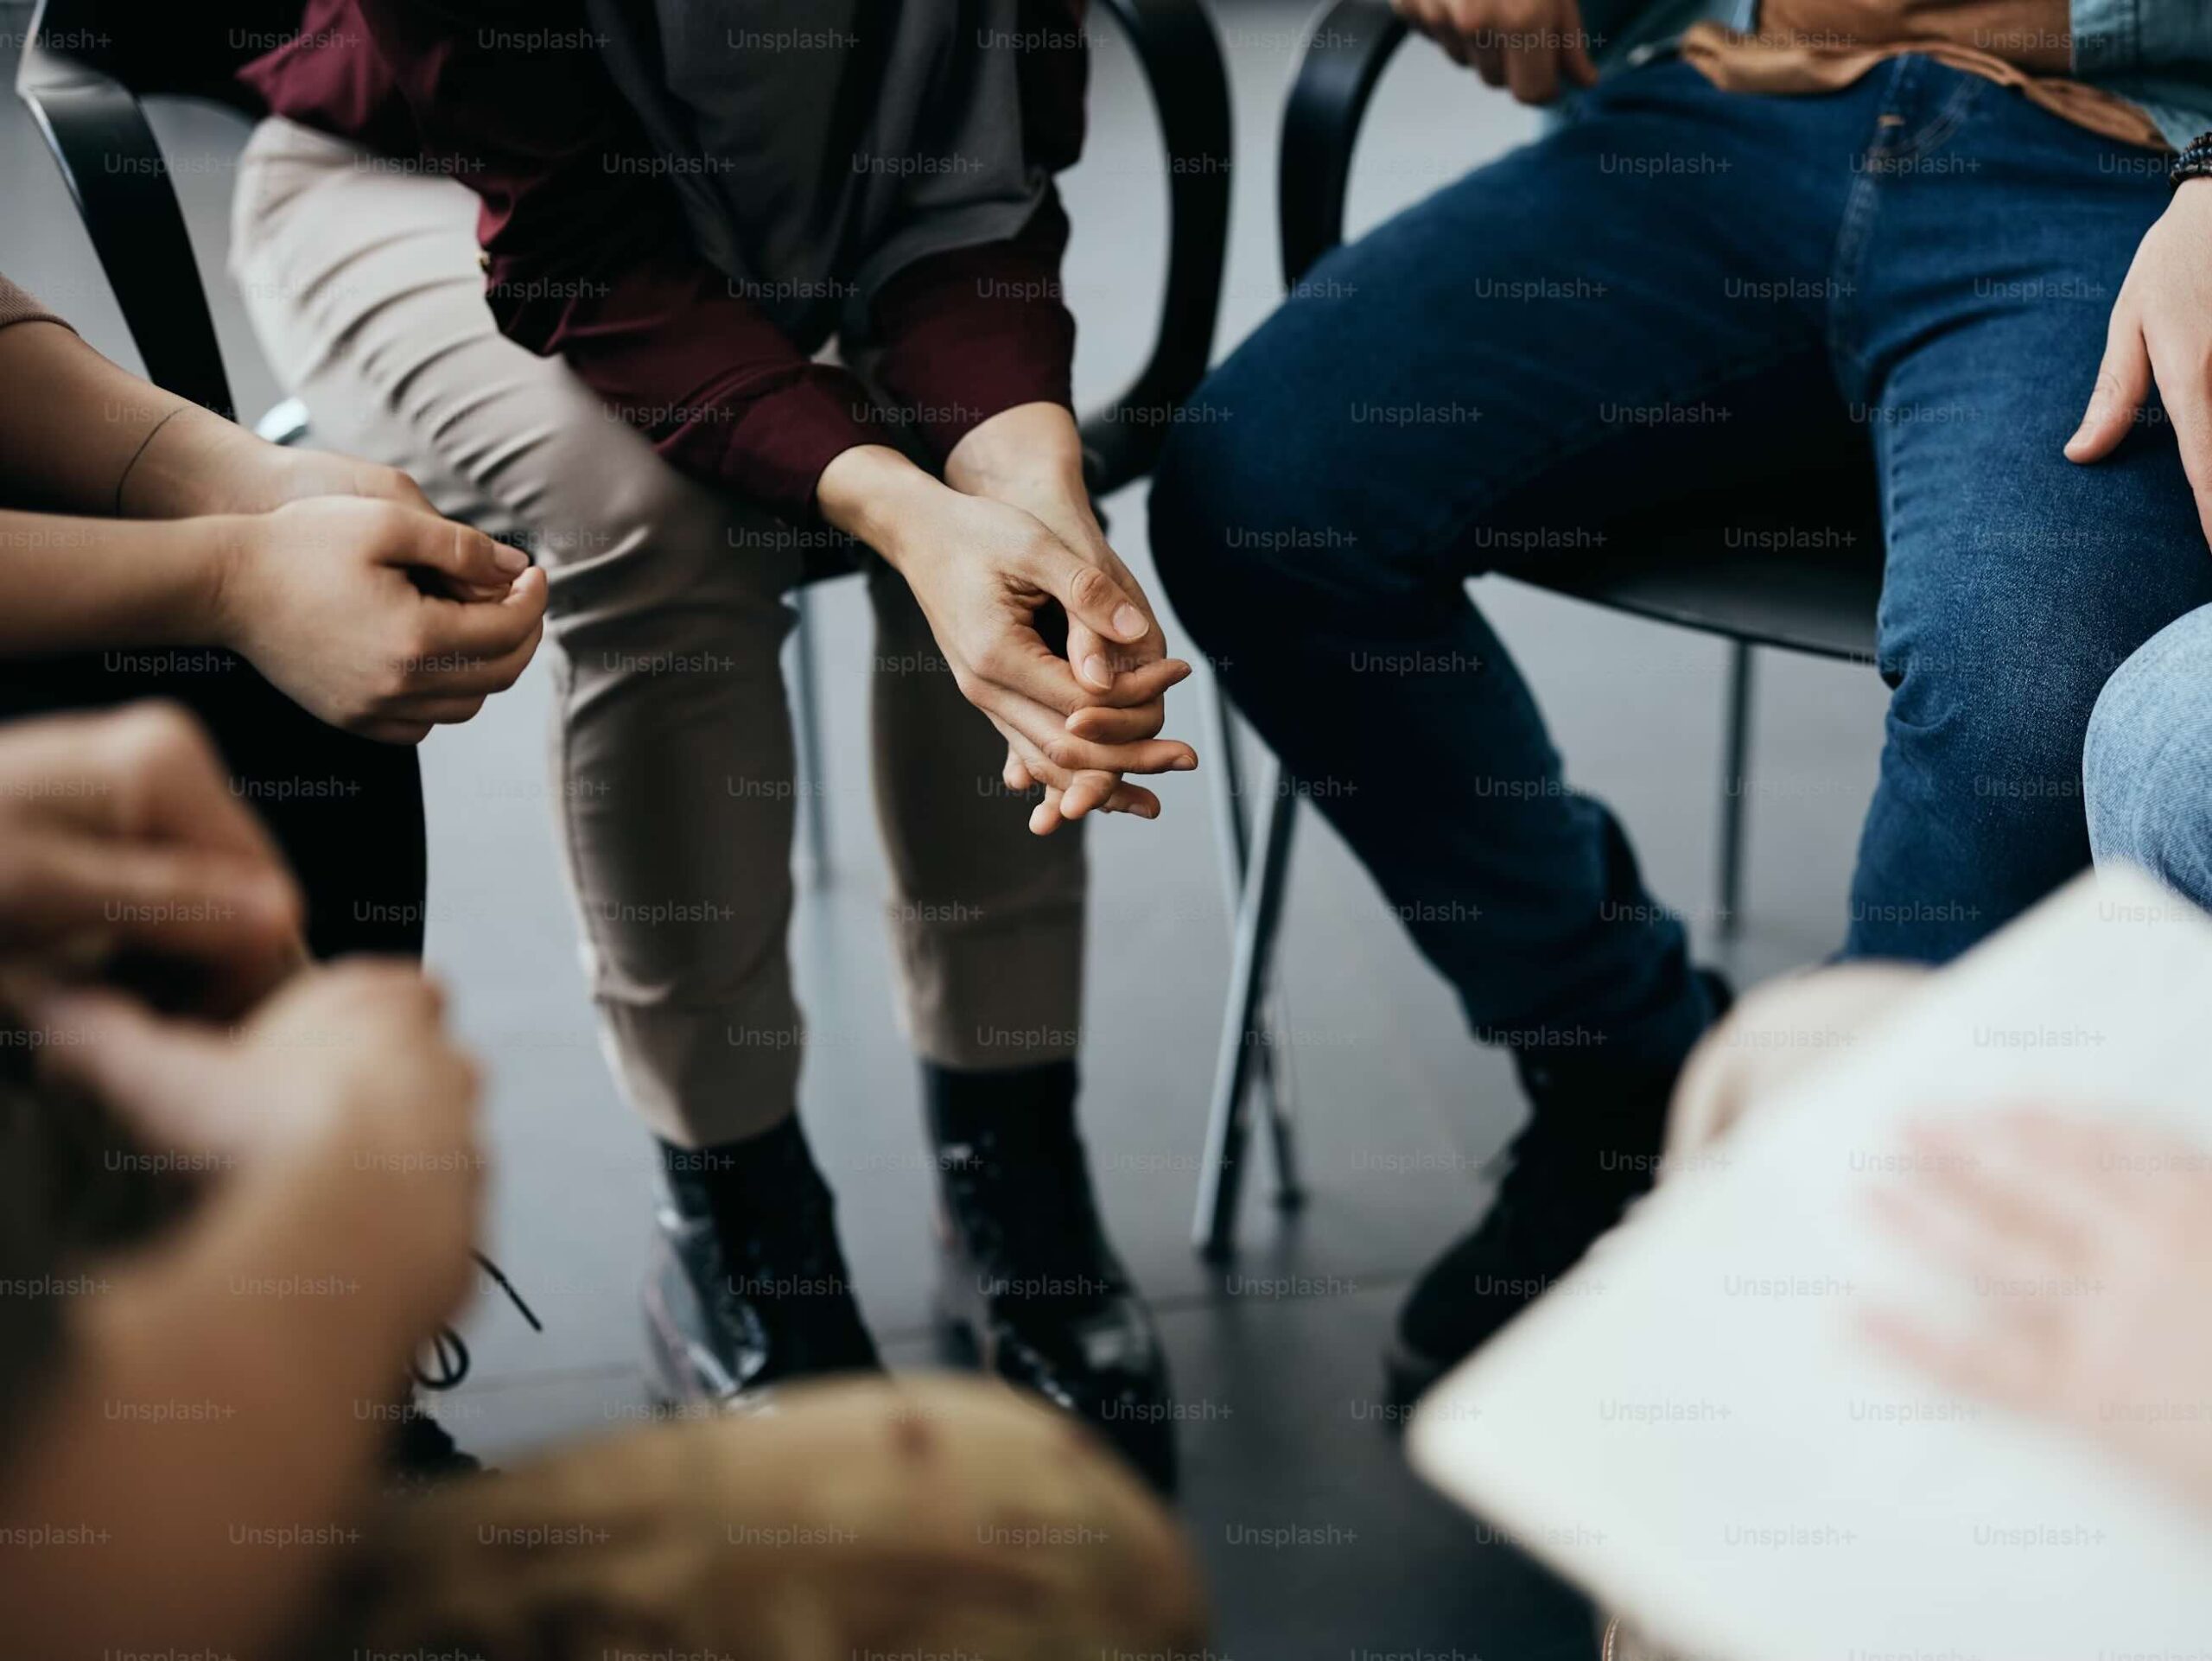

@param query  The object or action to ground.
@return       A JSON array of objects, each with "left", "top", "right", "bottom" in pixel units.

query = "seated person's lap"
[{"left": 1152, "top": 54, "right": 2211, "bottom": 966}]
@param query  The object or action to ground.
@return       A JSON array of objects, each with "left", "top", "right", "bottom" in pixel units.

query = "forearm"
[
  {"left": 821, "top": 409, "right": 1103, "bottom": 582},
  {"left": 816, "top": 444, "right": 950, "bottom": 576},
  {"left": 865, "top": 204, "right": 1078, "bottom": 462},
  {"left": 944, "top": 402, "right": 1088, "bottom": 503},
  {"left": 0, "top": 321, "right": 269, "bottom": 519},
  {"left": 0, "top": 510, "right": 238, "bottom": 655},
  {"left": 0, "top": 1130, "right": 465, "bottom": 1659}
]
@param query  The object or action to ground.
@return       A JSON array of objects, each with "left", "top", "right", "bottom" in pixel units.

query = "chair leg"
[
  {"left": 1716, "top": 641, "right": 1755, "bottom": 939},
  {"left": 791, "top": 586, "right": 831, "bottom": 887},
  {"left": 1203, "top": 666, "right": 1249, "bottom": 900},
  {"left": 1256, "top": 982, "right": 1307, "bottom": 1213},
  {"left": 1195, "top": 760, "right": 1300, "bottom": 1261},
  {"left": 1199, "top": 676, "right": 1305, "bottom": 1212}
]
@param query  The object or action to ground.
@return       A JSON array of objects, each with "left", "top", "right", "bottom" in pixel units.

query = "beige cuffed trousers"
[{"left": 229, "top": 118, "right": 1087, "bottom": 1145}]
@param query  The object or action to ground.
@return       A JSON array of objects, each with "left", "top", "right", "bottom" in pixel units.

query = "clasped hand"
[{"left": 818, "top": 405, "right": 1198, "bottom": 836}]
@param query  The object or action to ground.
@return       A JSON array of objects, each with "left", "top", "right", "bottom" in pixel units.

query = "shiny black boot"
[
  {"left": 926, "top": 1066, "right": 1176, "bottom": 1492},
  {"left": 644, "top": 1120, "right": 880, "bottom": 1407}
]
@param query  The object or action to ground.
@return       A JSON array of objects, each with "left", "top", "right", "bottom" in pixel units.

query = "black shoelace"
[{"left": 411, "top": 1249, "right": 543, "bottom": 1391}]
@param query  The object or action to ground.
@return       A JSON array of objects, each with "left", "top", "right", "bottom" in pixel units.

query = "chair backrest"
[{"left": 12, "top": 0, "right": 306, "bottom": 412}]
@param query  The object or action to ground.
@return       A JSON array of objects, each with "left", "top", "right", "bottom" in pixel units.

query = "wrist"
[
  {"left": 193, "top": 514, "right": 262, "bottom": 652},
  {"left": 118, "top": 406, "right": 289, "bottom": 519},
  {"left": 944, "top": 402, "right": 1086, "bottom": 500},
  {"left": 2171, "top": 131, "right": 2212, "bottom": 191},
  {"left": 816, "top": 443, "right": 951, "bottom": 573}
]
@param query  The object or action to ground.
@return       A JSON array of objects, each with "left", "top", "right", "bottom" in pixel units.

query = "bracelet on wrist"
[{"left": 2171, "top": 131, "right": 2212, "bottom": 189}]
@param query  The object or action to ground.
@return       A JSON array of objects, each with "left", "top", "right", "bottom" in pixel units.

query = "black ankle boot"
[
  {"left": 925, "top": 1062, "right": 1177, "bottom": 1492},
  {"left": 1385, "top": 971, "right": 1734, "bottom": 1411},
  {"left": 644, "top": 1119, "right": 880, "bottom": 1407}
]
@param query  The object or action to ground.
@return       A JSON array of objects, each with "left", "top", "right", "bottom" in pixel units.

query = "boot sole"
[{"left": 933, "top": 1284, "right": 1179, "bottom": 1496}]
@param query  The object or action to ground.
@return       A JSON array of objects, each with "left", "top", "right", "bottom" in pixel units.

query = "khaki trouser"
[
  {"left": 228, "top": 118, "right": 1088, "bottom": 1146},
  {"left": 1602, "top": 960, "right": 1933, "bottom": 1661},
  {"left": 317, "top": 1375, "right": 1207, "bottom": 1661}
]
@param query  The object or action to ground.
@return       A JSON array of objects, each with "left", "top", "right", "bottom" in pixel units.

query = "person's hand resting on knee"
[
  {"left": 816, "top": 404, "right": 1198, "bottom": 835},
  {"left": 0, "top": 296, "right": 545, "bottom": 742},
  {"left": 2068, "top": 175, "right": 2212, "bottom": 547}
]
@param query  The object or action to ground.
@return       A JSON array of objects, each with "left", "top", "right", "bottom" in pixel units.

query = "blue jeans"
[
  {"left": 2085, "top": 604, "right": 2212, "bottom": 907},
  {"left": 1150, "top": 54, "right": 2210, "bottom": 1073}
]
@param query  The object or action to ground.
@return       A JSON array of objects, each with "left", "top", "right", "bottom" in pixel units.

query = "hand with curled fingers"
[
  {"left": 817, "top": 440, "right": 1198, "bottom": 837},
  {"left": 1392, "top": 0, "right": 1598, "bottom": 105},
  {"left": 29, "top": 958, "right": 486, "bottom": 1331},
  {"left": 0, "top": 704, "right": 304, "bottom": 1016},
  {"left": 215, "top": 496, "right": 547, "bottom": 744},
  {"left": 941, "top": 402, "right": 1195, "bottom": 833}
]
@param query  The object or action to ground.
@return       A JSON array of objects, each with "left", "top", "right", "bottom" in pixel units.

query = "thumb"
[
  {"left": 29, "top": 989, "right": 247, "bottom": 1158},
  {"left": 1023, "top": 536, "right": 1152, "bottom": 648},
  {"left": 384, "top": 513, "right": 531, "bottom": 591},
  {"left": 2066, "top": 310, "right": 2151, "bottom": 464}
]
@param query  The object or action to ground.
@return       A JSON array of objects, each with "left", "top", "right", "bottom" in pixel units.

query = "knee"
[
  {"left": 2085, "top": 608, "right": 2212, "bottom": 904},
  {"left": 1147, "top": 377, "right": 1286, "bottom": 641},
  {"left": 1147, "top": 351, "right": 1410, "bottom": 645},
  {"left": 537, "top": 468, "right": 794, "bottom": 665},
  {"left": 1880, "top": 619, "right": 2117, "bottom": 837}
]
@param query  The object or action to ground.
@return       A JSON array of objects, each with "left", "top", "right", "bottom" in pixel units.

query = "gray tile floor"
[{"left": 0, "top": 3, "right": 1892, "bottom": 1653}]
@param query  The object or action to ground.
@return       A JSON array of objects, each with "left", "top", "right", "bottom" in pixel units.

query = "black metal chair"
[
  {"left": 1190, "top": 0, "right": 1888, "bottom": 1258},
  {"left": 16, "top": 0, "right": 1236, "bottom": 880}
]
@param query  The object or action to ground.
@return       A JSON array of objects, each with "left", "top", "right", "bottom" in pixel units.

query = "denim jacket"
[{"left": 1585, "top": 0, "right": 2212, "bottom": 147}]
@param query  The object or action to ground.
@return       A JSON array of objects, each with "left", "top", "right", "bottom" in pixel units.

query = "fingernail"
[
  {"left": 1172, "top": 754, "right": 1198, "bottom": 771},
  {"left": 1112, "top": 604, "right": 1146, "bottom": 639},
  {"left": 493, "top": 543, "right": 530, "bottom": 575},
  {"left": 1082, "top": 653, "right": 1112, "bottom": 689}
]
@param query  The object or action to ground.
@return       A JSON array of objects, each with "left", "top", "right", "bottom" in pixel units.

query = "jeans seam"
[{"left": 1885, "top": 68, "right": 1985, "bottom": 163}]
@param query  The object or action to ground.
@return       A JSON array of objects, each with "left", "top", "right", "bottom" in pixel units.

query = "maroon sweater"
[{"left": 242, "top": 1, "right": 1087, "bottom": 522}]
